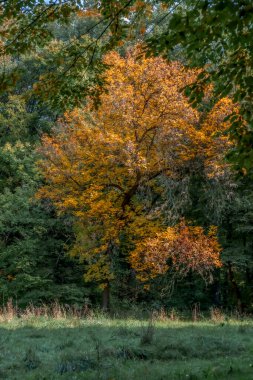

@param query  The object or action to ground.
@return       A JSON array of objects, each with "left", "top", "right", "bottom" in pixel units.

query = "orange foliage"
[
  {"left": 129, "top": 220, "right": 221, "bottom": 283},
  {"left": 192, "top": 97, "right": 236, "bottom": 177},
  {"left": 76, "top": 9, "right": 101, "bottom": 18},
  {"left": 37, "top": 50, "right": 232, "bottom": 287}
]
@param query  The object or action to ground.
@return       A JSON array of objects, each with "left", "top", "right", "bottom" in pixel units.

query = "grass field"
[{"left": 0, "top": 310, "right": 253, "bottom": 380}]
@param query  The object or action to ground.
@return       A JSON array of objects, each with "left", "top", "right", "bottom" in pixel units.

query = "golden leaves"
[{"left": 37, "top": 49, "right": 231, "bottom": 287}]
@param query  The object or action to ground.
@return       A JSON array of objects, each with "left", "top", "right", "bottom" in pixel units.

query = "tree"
[
  {"left": 37, "top": 51, "right": 229, "bottom": 308},
  {"left": 0, "top": 142, "right": 89, "bottom": 306},
  {"left": 145, "top": 0, "right": 253, "bottom": 172},
  {"left": 0, "top": 54, "right": 92, "bottom": 307},
  {"left": 1, "top": 1, "right": 130, "bottom": 115}
]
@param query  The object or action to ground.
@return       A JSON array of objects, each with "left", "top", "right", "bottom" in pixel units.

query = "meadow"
[{"left": 0, "top": 304, "right": 252, "bottom": 380}]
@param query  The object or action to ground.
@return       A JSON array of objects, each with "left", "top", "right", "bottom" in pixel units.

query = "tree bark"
[
  {"left": 102, "top": 281, "right": 110, "bottom": 312},
  {"left": 227, "top": 262, "right": 243, "bottom": 313}
]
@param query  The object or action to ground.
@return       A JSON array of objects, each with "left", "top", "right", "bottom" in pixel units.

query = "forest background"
[{"left": 0, "top": 0, "right": 253, "bottom": 313}]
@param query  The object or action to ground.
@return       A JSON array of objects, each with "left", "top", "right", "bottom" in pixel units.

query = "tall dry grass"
[
  {"left": 0, "top": 299, "right": 248, "bottom": 323},
  {"left": 0, "top": 299, "right": 94, "bottom": 322}
]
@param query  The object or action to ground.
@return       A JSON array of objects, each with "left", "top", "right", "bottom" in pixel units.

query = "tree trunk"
[
  {"left": 212, "top": 271, "right": 222, "bottom": 307},
  {"left": 227, "top": 262, "right": 243, "bottom": 313},
  {"left": 102, "top": 281, "right": 110, "bottom": 312}
]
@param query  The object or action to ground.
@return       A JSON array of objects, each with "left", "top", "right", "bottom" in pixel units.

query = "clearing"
[{"left": 0, "top": 315, "right": 252, "bottom": 379}]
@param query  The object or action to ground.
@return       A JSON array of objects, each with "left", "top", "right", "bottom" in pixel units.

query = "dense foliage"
[
  {"left": 0, "top": 2, "right": 252, "bottom": 313},
  {"left": 1, "top": 1, "right": 253, "bottom": 167}
]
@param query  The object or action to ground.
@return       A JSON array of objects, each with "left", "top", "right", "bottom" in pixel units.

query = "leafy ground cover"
[{"left": 0, "top": 309, "right": 252, "bottom": 380}]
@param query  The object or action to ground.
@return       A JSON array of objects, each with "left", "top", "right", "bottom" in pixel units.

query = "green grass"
[{"left": 0, "top": 315, "right": 253, "bottom": 379}]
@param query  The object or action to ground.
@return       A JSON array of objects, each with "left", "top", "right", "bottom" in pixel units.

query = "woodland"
[{"left": 0, "top": 0, "right": 253, "bottom": 315}]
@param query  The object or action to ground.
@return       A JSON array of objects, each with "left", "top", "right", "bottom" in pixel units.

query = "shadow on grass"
[{"left": 0, "top": 320, "right": 252, "bottom": 379}]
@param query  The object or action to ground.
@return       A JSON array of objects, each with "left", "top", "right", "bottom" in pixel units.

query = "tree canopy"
[
  {"left": 37, "top": 52, "right": 231, "bottom": 301},
  {"left": 1, "top": 1, "right": 252, "bottom": 168}
]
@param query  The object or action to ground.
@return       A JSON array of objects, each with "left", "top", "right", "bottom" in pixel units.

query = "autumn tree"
[{"left": 37, "top": 51, "right": 231, "bottom": 309}]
